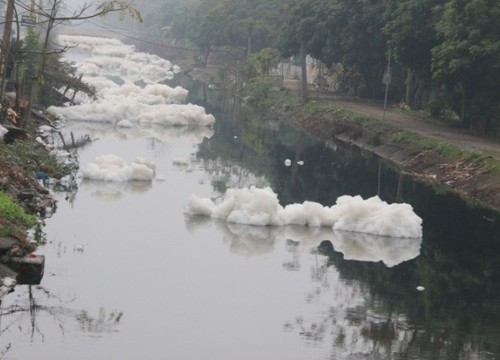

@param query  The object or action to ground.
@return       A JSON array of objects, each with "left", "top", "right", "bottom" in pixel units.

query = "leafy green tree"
[
  {"left": 165, "top": 0, "right": 289, "bottom": 65},
  {"left": 242, "top": 48, "right": 280, "bottom": 106},
  {"left": 432, "top": 0, "right": 500, "bottom": 132},
  {"left": 385, "top": 0, "right": 437, "bottom": 78},
  {"left": 322, "top": 0, "right": 388, "bottom": 98},
  {"left": 144, "top": 0, "right": 198, "bottom": 37},
  {"left": 253, "top": 48, "right": 280, "bottom": 76},
  {"left": 213, "top": 0, "right": 290, "bottom": 54},
  {"left": 384, "top": 0, "right": 443, "bottom": 109},
  {"left": 167, "top": 0, "right": 226, "bottom": 66},
  {"left": 16, "top": 28, "right": 41, "bottom": 109},
  {"left": 278, "top": 0, "right": 320, "bottom": 59},
  {"left": 279, "top": 0, "right": 388, "bottom": 99},
  {"left": 278, "top": 0, "right": 321, "bottom": 102}
]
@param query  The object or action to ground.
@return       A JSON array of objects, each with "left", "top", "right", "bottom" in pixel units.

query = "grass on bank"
[
  {"left": 0, "top": 136, "right": 75, "bottom": 238},
  {"left": 0, "top": 140, "right": 71, "bottom": 178},
  {"left": 0, "top": 191, "right": 37, "bottom": 236}
]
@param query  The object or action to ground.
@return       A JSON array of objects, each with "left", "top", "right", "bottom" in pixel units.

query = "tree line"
[{"left": 141, "top": 0, "right": 500, "bottom": 135}]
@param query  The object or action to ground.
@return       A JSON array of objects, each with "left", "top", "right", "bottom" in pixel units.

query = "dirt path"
[{"left": 318, "top": 94, "right": 500, "bottom": 161}]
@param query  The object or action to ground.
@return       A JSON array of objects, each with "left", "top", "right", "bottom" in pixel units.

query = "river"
[{"left": 1, "top": 35, "right": 500, "bottom": 360}]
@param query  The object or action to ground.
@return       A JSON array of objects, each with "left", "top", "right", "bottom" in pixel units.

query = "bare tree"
[{"left": 0, "top": 0, "right": 142, "bottom": 126}]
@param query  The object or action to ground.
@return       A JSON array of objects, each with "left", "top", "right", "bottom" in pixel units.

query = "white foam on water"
[
  {"left": 81, "top": 154, "right": 156, "bottom": 182},
  {"left": 184, "top": 186, "right": 423, "bottom": 238},
  {"left": 47, "top": 35, "right": 215, "bottom": 127}
]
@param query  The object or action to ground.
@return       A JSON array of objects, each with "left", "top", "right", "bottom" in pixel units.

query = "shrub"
[
  {"left": 247, "top": 78, "right": 272, "bottom": 106},
  {"left": 0, "top": 191, "right": 36, "bottom": 230}
]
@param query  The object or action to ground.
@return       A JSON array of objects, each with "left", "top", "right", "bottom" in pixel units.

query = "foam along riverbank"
[
  {"left": 184, "top": 186, "right": 423, "bottom": 238},
  {"left": 47, "top": 35, "right": 215, "bottom": 127}
]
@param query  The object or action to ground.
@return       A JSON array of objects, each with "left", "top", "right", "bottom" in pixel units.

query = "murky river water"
[{"left": 2, "top": 38, "right": 500, "bottom": 360}]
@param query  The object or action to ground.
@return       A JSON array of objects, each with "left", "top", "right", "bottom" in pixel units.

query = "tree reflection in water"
[
  {"left": 284, "top": 240, "right": 500, "bottom": 359},
  {"left": 192, "top": 95, "right": 500, "bottom": 359},
  {"left": 76, "top": 308, "right": 123, "bottom": 335},
  {"left": 0, "top": 285, "right": 123, "bottom": 353}
]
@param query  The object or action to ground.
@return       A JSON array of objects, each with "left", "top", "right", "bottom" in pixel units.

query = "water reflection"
[
  {"left": 185, "top": 213, "right": 421, "bottom": 268},
  {"left": 183, "top": 216, "right": 425, "bottom": 358},
  {"left": 76, "top": 308, "right": 123, "bottom": 336},
  {"left": 80, "top": 179, "right": 153, "bottom": 201},
  {"left": 185, "top": 216, "right": 337, "bottom": 257},
  {"left": 316, "top": 230, "right": 500, "bottom": 359},
  {"left": 57, "top": 121, "right": 213, "bottom": 148},
  {"left": 220, "top": 222, "right": 278, "bottom": 257},
  {"left": 331, "top": 231, "right": 422, "bottom": 267},
  {"left": 0, "top": 286, "right": 122, "bottom": 344},
  {"left": 189, "top": 87, "right": 500, "bottom": 358}
]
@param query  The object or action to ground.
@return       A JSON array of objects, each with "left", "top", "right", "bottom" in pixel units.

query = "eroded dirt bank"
[{"left": 0, "top": 138, "right": 64, "bottom": 259}]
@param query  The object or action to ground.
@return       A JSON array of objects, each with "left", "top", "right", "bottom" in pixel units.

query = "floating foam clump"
[
  {"left": 81, "top": 154, "right": 156, "bottom": 181},
  {"left": 48, "top": 101, "right": 214, "bottom": 126},
  {"left": 138, "top": 104, "right": 215, "bottom": 126},
  {"left": 47, "top": 35, "right": 215, "bottom": 127},
  {"left": 58, "top": 35, "right": 172, "bottom": 83},
  {"left": 282, "top": 201, "right": 336, "bottom": 227},
  {"left": 185, "top": 194, "right": 216, "bottom": 217},
  {"left": 331, "top": 195, "right": 422, "bottom": 238},
  {"left": 212, "top": 187, "right": 283, "bottom": 226},
  {"left": 184, "top": 187, "right": 423, "bottom": 238}
]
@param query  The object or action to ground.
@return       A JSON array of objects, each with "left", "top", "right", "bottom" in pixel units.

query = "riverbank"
[
  {"left": 0, "top": 128, "right": 72, "bottom": 260},
  {"left": 256, "top": 88, "right": 500, "bottom": 211}
]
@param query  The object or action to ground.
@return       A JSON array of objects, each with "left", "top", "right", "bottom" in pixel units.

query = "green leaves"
[
  {"left": 430, "top": 0, "right": 500, "bottom": 127},
  {"left": 96, "top": 0, "right": 143, "bottom": 22},
  {"left": 171, "top": 0, "right": 289, "bottom": 56},
  {"left": 142, "top": 0, "right": 500, "bottom": 132},
  {"left": 0, "top": 191, "right": 36, "bottom": 229},
  {"left": 384, "top": 0, "right": 440, "bottom": 76}
]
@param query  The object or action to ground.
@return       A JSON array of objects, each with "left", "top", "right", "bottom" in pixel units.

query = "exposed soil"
[{"left": 0, "top": 140, "right": 57, "bottom": 259}]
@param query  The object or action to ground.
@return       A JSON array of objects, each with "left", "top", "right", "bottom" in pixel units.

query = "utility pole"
[
  {"left": 300, "top": 41, "right": 308, "bottom": 104},
  {"left": 0, "top": 0, "right": 15, "bottom": 101},
  {"left": 382, "top": 46, "right": 392, "bottom": 121}
]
